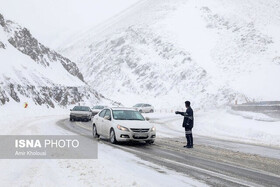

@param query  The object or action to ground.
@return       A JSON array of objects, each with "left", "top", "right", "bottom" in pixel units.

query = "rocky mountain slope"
[
  {"left": 61, "top": 0, "right": 280, "bottom": 109},
  {"left": 0, "top": 13, "right": 108, "bottom": 108}
]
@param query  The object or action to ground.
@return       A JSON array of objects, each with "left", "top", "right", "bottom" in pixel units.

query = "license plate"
[{"left": 134, "top": 133, "right": 147, "bottom": 137}]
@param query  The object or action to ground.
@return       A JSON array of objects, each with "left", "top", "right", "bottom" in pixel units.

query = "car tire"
[
  {"left": 146, "top": 140, "right": 154, "bottom": 144},
  {"left": 110, "top": 129, "right": 117, "bottom": 144},
  {"left": 92, "top": 125, "right": 100, "bottom": 138},
  {"left": 150, "top": 109, "right": 154, "bottom": 113}
]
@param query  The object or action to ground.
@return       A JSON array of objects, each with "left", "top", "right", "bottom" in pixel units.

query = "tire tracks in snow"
[{"left": 57, "top": 118, "right": 280, "bottom": 187}]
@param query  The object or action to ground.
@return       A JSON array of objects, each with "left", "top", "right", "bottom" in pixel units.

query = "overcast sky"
[{"left": 0, "top": 0, "right": 139, "bottom": 48}]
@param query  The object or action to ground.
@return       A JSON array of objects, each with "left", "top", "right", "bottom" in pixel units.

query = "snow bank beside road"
[
  {"left": 146, "top": 110, "right": 280, "bottom": 147},
  {"left": 196, "top": 110, "right": 280, "bottom": 147},
  {"left": 0, "top": 103, "right": 69, "bottom": 135}
]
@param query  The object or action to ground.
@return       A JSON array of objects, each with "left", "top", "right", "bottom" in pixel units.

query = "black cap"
[{"left": 185, "top": 101, "right": 191, "bottom": 107}]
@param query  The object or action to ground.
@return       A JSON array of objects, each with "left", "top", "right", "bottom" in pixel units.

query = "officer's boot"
[
  {"left": 184, "top": 135, "right": 190, "bottom": 147},
  {"left": 189, "top": 134, "right": 193, "bottom": 148}
]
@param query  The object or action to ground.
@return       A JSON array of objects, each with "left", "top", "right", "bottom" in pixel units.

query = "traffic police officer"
[{"left": 175, "top": 101, "right": 194, "bottom": 148}]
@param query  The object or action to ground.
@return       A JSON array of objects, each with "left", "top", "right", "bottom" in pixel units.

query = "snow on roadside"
[
  {"left": 145, "top": 110, "right": 280, "bottom": 147},
  {"left": 0, "top": 105, "right": 207, "bottom": 187},
  {"left": 0, "top": 102, "right": 70, "bottom": 135},
  {"left": 195, "top": 109, "right": 280, "bottom": 147},
  {"left": 56, "top": 145, "right": 207, "bottom": 187},
  {"left": 228, "top": 110, "right": 278, "bottom": 122},
  {"left": 0, "top": 144, "right": 207, "bottom": 187}
]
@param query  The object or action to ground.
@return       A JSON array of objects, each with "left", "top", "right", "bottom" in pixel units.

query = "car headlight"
[
  {"left": 151, "top": 126, "right": 156, "bottom": 132},
  {"left": 117, "top": 125, "right": 129, "bottom": 131}
]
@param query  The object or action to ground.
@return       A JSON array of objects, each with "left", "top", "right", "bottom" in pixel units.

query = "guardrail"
[{"left": 231, "top": 102, "right": 280, "bottom": 112}]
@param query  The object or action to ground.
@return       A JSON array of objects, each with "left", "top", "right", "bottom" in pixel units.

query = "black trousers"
[{"left": 185, "top": 128, "right": 193, "bottom": 146}]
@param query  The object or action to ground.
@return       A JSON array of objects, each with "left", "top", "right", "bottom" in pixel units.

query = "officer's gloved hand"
[{"left": 175, "top": 111, "right": 180, "bottom": 114}]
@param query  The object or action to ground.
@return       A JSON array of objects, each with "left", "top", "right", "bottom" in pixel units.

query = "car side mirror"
[
  {"left": 70, "top": 109, "right": 72, "bottom": 111},
  {"left": 104, "top": 116, "right": 111, "bottom": 120},
  {"left": 145, "top": 117, "right": 150, "bottom": 121}
]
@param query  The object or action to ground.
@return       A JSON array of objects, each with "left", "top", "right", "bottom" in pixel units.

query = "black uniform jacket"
[{"left": 178, "top": 107, "right": 194, "bottom": 129}]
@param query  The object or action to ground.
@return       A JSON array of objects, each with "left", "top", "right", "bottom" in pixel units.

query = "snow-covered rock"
[
  {"left": 0, "top": 13, "right": 109, "bottom": 107},
  {"left": 61, "top": 0, "right": 280, "bottom": 109}
]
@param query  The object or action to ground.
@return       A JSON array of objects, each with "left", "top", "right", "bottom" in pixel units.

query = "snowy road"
[{"left": 58, "top": 118, "right": 280, "bottom": 187}]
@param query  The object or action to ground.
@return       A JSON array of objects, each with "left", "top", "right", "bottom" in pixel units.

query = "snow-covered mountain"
[
  {"left": 0, "top": 13, "right": 109, "bottom": 108},
  {"left": 61, "top": 0, "right": 280, "bottom": 109}
]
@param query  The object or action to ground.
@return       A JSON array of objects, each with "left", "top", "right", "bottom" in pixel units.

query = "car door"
[
  {"left": 142, "top": 104, "right": 148, "bottom": 112},
  {"left": 139, "top": 104, "right": 144, "bottom": 112},
  {"left": 96, "top": 109, "right": 106, "bottom": 136},
  {"left": 103, "top": 109, "right": 112, "bottom": 138},
  {"left": 146, "top": 104, "right": 152, "bottom": 112}
]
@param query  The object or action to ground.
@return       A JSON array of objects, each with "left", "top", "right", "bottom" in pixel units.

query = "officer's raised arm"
[
  {"left": 175, "top": 111, "right": 183, "bottom": 115},
  {"left": 175, "top": 110, "right": 192, "bottom": 118}
]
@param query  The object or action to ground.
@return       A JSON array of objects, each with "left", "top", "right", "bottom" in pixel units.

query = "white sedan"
[
  {"left": 92, "top": 107, "right": 156, "bottom": 144},
  {"left": 91, "top": 105, "right": 107, "bottom": 116},
  {"left": 133, "top": 103, "right": 154, "bottom": 113}
]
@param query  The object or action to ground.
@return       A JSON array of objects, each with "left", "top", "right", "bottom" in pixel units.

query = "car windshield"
[
  {"left": 93, "top": 106, "right": 105, "bottom": 109},
  {"left": 73, "top": 106, "right": 90, "bottom": 111},
  {"left": 112, "top": 110, "right": 145, "bottom": 121},
  {"left": 133, "top": 104, "right": 143, "bottom": 107}
]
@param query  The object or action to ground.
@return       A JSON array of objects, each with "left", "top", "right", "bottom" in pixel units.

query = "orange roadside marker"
[{"left": 24, "top": 102, "right": 28, "bottom": 108}]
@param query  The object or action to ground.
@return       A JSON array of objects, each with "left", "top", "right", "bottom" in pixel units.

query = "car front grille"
[
  {"left": 130, "top": 128, "right": 150, "bottom": 133},
  {"left": 132, "top": 135, "right": 149, "bottom": 139},
  {"left": 74, "top": 114, "right": 87, "bottom": 117}
]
